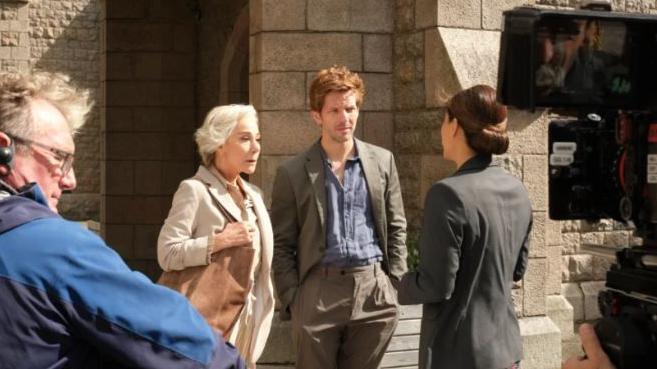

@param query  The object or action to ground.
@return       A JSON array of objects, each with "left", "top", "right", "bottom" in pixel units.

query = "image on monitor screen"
[{"left": 534, "top": 17, "right": 632, "bottom": 107}]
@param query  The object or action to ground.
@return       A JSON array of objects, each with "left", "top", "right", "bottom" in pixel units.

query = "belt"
[{"left": 312, "top": 262, "right": 383, "bottom": 277}]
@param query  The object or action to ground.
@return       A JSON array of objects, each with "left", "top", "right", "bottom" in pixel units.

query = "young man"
[
  {"left": 0, "top": 71, "right": 244, "bottom": 369},
  {"left": 271, "top": 65, "right": 407, "bottom": 369}
]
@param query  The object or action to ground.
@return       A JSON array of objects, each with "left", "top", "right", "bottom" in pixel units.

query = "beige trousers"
[{"left": 291, "top": 263, "right": 398, "bottom": 369}]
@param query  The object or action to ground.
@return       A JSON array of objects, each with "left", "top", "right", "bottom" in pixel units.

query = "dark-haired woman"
[{"left": 397, "top": 85, "right": 533, "bottom": 369}]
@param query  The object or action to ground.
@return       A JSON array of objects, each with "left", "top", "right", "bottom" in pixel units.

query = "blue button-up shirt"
[{"left": 321, "top": 150, "right": 383, "bottom": 267}]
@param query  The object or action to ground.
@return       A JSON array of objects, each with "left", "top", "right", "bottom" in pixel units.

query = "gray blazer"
[
  {"left": 398, "top": 155, "right": 532, "bottom": 369},
  {"left": 271, "top": 139, "right": 408, "bottom": 320}
]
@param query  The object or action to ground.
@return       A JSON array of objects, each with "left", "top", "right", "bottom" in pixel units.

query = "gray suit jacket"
[
  {"left": 398, "top": 155, "right": 532, "bottom": 369},
  {"left": 271, "top": 139, "right": 408, "bottom": 320}
]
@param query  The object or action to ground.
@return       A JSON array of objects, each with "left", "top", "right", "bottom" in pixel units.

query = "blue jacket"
[{"left": 0, "top": 184, "right": 245, "bottom": 369}]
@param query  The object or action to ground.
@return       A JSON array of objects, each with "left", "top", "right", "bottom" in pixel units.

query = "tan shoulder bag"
[{"left": 157, "top": 180, "right": 255, "bottom": 338}]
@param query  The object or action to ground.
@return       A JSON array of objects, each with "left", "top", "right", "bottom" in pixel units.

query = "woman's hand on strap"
[{"left": 212, "top": 222, "right": 253, "bottom": 253}]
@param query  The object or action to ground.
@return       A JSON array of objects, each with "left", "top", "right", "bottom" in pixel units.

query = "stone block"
[
  {"left": 364, "top": 34, "right": 392, "bottom": 73},
  {"left": 106, "top": 53, "right": 133, "bottom": 80},
  {"left": 581, "top": 232, "right": 605, "bottom": 247},
  {"left": 104, "top": 195, "right": 172, "bottom": 225},
  {"left": 415, "top": 0, "right": 437, "bottom": 29},
  {"left": 134, "top": 53, "right": 194, "bottom": 81},
  {"left": 134, "top": 161, "right": 195, "bottom": 195},
  {"left": 523, "top": 155, "right": 548, "bottom": 212},
  {"left": 518, "top": 316, "right": 562, "bottom": 369},
  {"left": 546, "top": 218, "right": 563, "bottom": 246},
  {"left": 132, "top": 107, "right": 195, "bottom": 133},
  {"left": 106, "top": 0, "right": 149, "bottom": 19},
  {"left": 438, "top": 0, "right": 481, "bottom": 29},
  {"left": 493, "top": 154, "right": 523, "bottom": 180},
  {"left": 259, "top": 111, "right": 318, "bottom": 155},
  {"left": 419, "top": 155, "right": 456, "bottom": 204},
  {"left": 546, "top": 246, "right": 562, "bottom": 295},
  {"left": 592, "top": 255, "right": 613, "bottom": 281},
  {"left": 547, "top": 295, "right": 575, "bottom": 341},
  {"left": 425, "top": 27, "right": 500, "bottom": 108},
  {"left": 258, "top": 313, "right": 296, "bottom": 364},
  {"left": 251, "top": 155, "right": 293, "bottom": 207},
  {"left": 361, "top": 73, "right": 392, "bottom": 111},
  {"left": 530, "top": 211, "right": 547, "bottom": 258},
  {"left": 58, "top": 193, "right": 100, "bottom": 222},
  {"left": 603, "top": 231, "right": 629, "bottom": 248},
  {"left": 255, "top": 32, "right": 362, "bottom": 72},
  {"left": 172, "top": 24, "right": 195, "bottom": 53},
  {"left": 562, "top": 334, "right": 584, "bottom": 361},
  {"left": 134, "top": 224, "right": 161, "bottom": 260},
  {"left": 103, "top": 160, "right": 134, "bottom": 195},
  {"left": 562, "top": 232, "right": 581, "bottom": 255},
  {"left": 10, "top": 46, "right": 28, "bottom": 60},
  {"left": 250, "top": 0, "right": 306, "bottom": 33},
  {"left": 581, "top": 281, "right": 605, "bottom": 320},
  {"left": 250, "top": 72, "right": 305, "bottom": 110},
  {"left": 106, "top": 81, "right": 194, "bottom": 107},
  {"left": 394, "top": 79, "right": 425, "bottom": 111},
  {"left": 562, "top": 283, "right": 584, "bottom": 321},
  {"left": 482, "top": 0, "right": 529, "bottom": 30},
  {"left": 362, "top": 112, "right": 393, "bottom": 151},
  {"left": 106, "top": 22, "right": 173, "bottom": 52},
  {"left": 104, "top": 224, "right": 134, "bottom": 259},
  {"left": 308, "top": 0, "right": 393, "bottom": 32},
  {"left": 562, "top": 254, "right": 593, "bottom": 282},
  {"left": 523, "top": 257, "right": 548, "bottom": 316},
  {"left": 394, "top": 0, "right": 414, "bottom": 32},
  {"left": 506, "top": 110, "right": 548, "bottom": 155}
]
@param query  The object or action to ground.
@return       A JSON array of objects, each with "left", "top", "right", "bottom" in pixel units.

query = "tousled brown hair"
[
  {"left": 309, "top": 65, "right": 364, "bottom": 112},
  {"left": 446, "top": 84, "right": 509, "bottom": 155}
]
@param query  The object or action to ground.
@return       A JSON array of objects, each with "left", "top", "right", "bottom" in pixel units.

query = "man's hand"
[{"left": 562, "top": 323, "right": 616, "bottom": 369}]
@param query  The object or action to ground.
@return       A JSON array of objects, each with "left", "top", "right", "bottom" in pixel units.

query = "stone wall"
[
  {"left": 249, "top": 0, "right": 395, "bottom": 207},
  {"left": 394, "top": 1, "right": 565, "bottom": 368},
  {"left": 0, "top": 0, "right": 101, "bottom": 221},
  {"left": 250, "top": 0, "right": 396, "bottom": 367},
  {"left": 102, "top": 0, "right": 199, "bottom": 278}
]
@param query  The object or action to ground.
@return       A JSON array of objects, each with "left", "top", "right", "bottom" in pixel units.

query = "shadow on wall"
[{"left": 30, "top": 0, "right": 102, "bottom": 222}]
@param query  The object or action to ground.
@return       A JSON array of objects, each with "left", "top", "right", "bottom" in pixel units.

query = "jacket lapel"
[
  {"left": 355, "top": 139, "right": 385, "bottom": 239},
  {"left": 305, "top": 142, "right": 326, "bottom": 231},
  {"left": 193, "top": 166, "right": 243, "bottom": 222}
]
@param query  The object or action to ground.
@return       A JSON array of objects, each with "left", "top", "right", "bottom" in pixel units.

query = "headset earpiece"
[{"left": 0, "top": 139, "right": 15, "bottom": 168}]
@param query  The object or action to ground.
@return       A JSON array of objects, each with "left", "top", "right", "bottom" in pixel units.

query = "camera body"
[{"left": 498, "top": 6, "right": 657, "bottom": 368}]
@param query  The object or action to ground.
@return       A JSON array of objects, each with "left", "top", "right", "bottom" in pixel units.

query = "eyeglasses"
[{"left": 11, "top": 135, "right": 75, "bottom": 176}]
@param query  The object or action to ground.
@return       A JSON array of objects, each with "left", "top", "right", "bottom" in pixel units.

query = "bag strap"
[{"left": 194, "top": 178, "right": 238, "bottom": 223}]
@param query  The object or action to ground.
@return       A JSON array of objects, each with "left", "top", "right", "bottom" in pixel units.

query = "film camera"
[{"left": 498, "top": 4, "right": 657, "bottom": 368}]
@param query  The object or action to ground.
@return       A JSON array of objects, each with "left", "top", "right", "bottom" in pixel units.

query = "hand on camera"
[
  {"left": 212, "top": 222, "right": 253, "bottom": 253},
  {"left": 562, "top": 323, "right": 616, "bottom": 369}
]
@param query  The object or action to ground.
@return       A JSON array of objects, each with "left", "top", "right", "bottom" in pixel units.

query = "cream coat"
[{"left": 157, "top": 165, "right": 275, "bottom": 366}]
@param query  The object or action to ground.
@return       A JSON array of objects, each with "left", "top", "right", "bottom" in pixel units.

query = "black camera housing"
[{"left": 498, "top": 6, "right": 657, "bottom": 369}]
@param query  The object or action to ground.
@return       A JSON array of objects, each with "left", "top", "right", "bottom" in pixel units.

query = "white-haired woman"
[{"left": 157, "top": 104, "right": 274, "bottom": 368}]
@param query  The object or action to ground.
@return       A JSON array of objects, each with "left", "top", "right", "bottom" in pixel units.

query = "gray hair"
[
  {"left": 195, "top": 104, "right": 258, "bottom": 167},
  {"left": 0, "top": 71, "right": 91, "bottom": 153}
]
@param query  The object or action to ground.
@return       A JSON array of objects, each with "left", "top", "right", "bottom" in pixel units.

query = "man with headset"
[{"left": 0, "top": 71, "right": 244, "bottom": 369}]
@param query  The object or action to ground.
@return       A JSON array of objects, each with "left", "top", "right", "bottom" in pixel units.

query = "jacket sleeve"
[
  {"left": 398, "top": 183, "right": 465, "bottom": 305},
  {"left": 270, "top": 165, "right": 300, "bottom": 320},
  {"left": 385, "top": 153, "right": 408, "bottom": 280},
  {"left": 513, "top": 215, "right": 532, "bottom": 282},
  {"left": 16, "top": 219, "right": 245, "bottom": 369},
  {"left": 158, "top": 180, "right": 211, "bottom": 271}
]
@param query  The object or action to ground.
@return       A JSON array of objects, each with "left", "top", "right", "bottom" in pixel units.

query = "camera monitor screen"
[
  {"left": 535, "top": 17, "right": 633, "bottom": 107},
  {"left": 498, "top": 7, "right": 657, "bottom": 110}
]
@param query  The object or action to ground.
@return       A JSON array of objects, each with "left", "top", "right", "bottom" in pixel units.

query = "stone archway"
[{"left": 219, "top": 4, "right": 249, "bottom": 105}]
